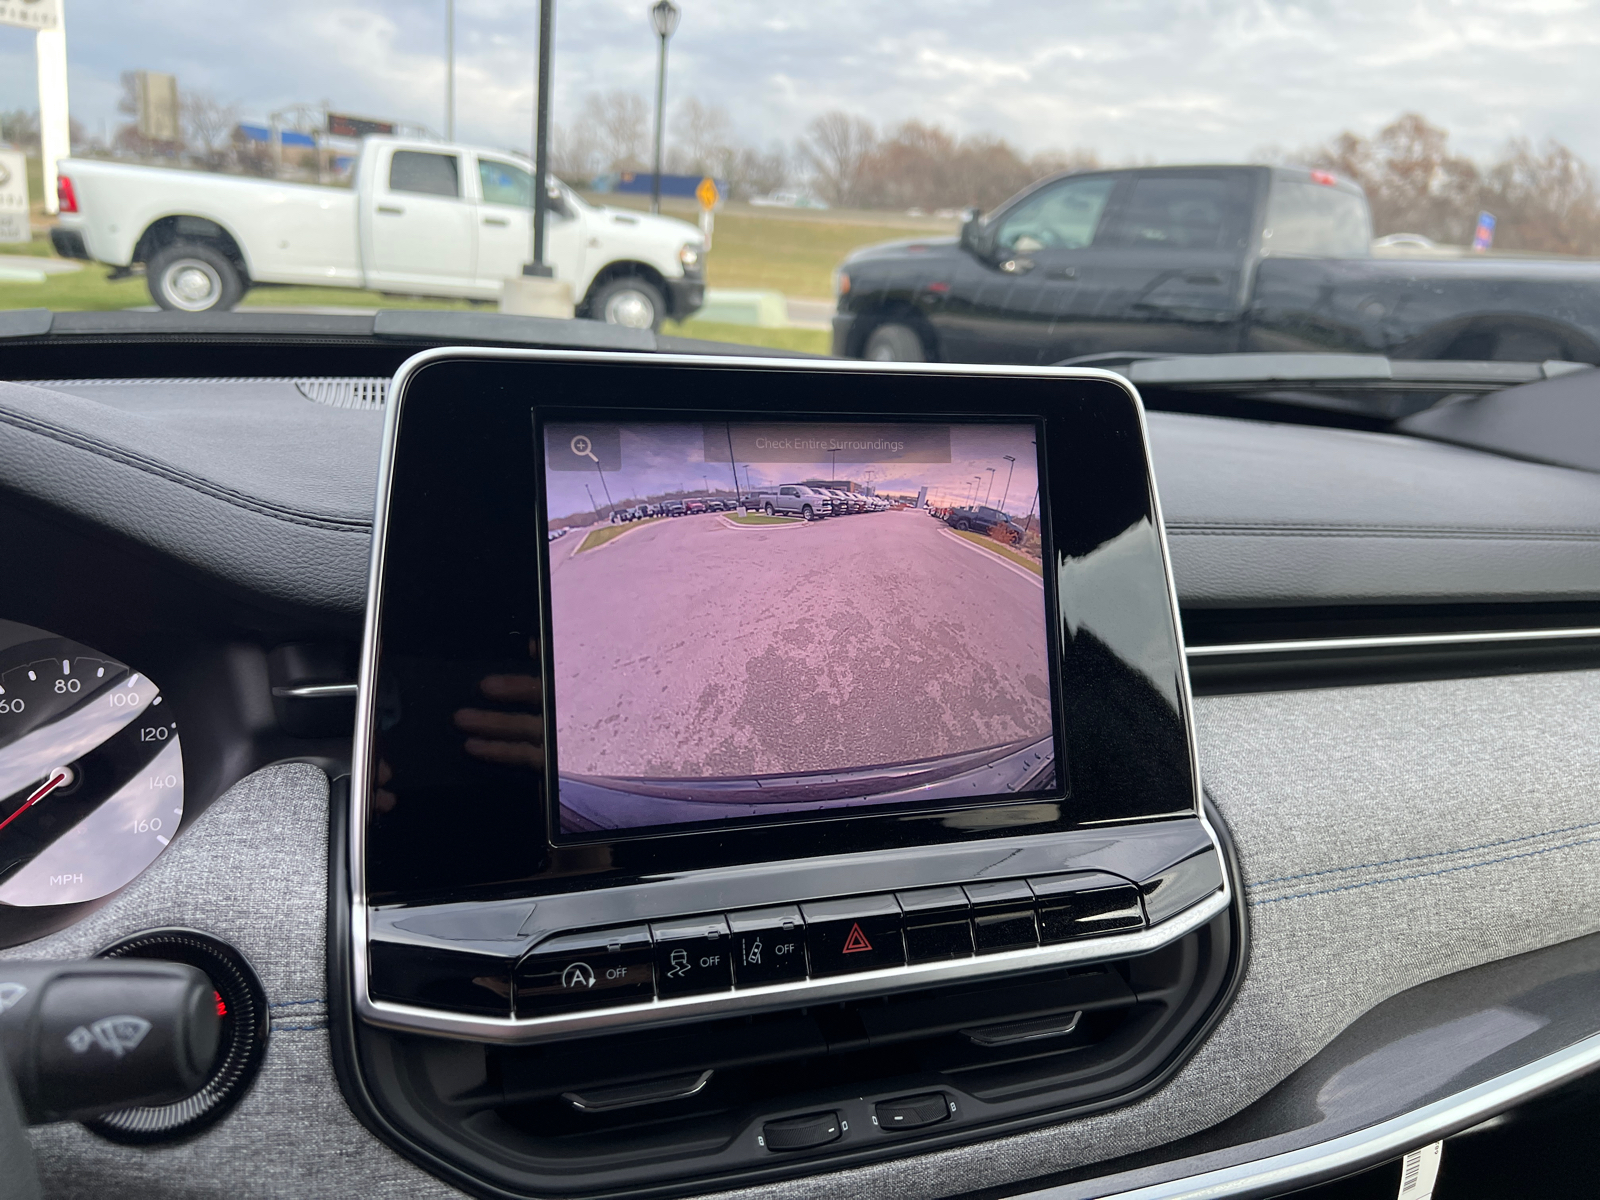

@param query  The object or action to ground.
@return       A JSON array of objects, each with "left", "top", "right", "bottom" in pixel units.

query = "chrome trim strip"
[
  {"left": 1187, "top": 626, "right": 1600, "bottom": 659},
  {"left": 359, "top": 888, "right": 1228, "bottom": 1044},
  {"left": 271, "top": 682, "right": 359, "bottom": 699},
  {"left": 1056, "top": 1027, "right": 1600, "bottom": 1200},
  {"left": 348, "top": 349, "right": 1227, "bottom": 1045}
]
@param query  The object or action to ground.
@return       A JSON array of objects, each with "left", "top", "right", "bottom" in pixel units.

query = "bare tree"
[
  {"left": 800, "top": 111, "right": 878, "bottom": 207},
  {"left": 722, "top": 143, "right": 789, "bottom": 199},
  {"left": 669, "top": 97, "right": 733, "bottom": 175},
  {"left": 182, "top": 90, "right": 239, "bottom": 168},
  {"left": 587, "top": 91, "right": 650, "bottom": 172}
]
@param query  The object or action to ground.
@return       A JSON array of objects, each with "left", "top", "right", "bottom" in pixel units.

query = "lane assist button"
[
  {"left": 728, "top": 906, "right": 808, "bottom": 987},
  {"left": 515, "top": 925, "right": 655, "bottom": 1017}
]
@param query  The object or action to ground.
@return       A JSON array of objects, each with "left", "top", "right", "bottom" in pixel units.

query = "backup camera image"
[{"left": 542, "top": 419, "right": 1056, "bottom": 834}]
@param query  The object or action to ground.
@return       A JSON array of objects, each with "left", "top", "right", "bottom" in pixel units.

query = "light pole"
[
  {"left": 593, "top": 457, "right": 615, "bottom": 517},
  {"left": 445, "top": 0, "right": 455, "bottom": 140},
  {"left": 983, "top": 466, "right": 996, "bottom": 506},
  {"left": 1000, "top": 454, "right": 1016, "bottom": 514},
  {"left": 648, "top": 1, "right": 681, "bottom": 216},
  {"left": 525, "top": 0, "right": 556, "bottom": 278},
  {"left": 827, "top": 446, "right": 842, "bottom": 479}
]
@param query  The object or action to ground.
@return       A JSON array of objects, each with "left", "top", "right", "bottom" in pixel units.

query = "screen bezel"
[
  {"left": 533, "top": 410, "right": 1065, "bottom": 844},
  {"left": 360, "top": 352, "right": 1198, "bottom": 909}
]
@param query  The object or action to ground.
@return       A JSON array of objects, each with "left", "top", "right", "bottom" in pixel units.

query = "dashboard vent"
[
  {"left": 293, "top": 377, "right": 389, "bottom": 409},
  {"left": 23, "top": 376, "right": 390, "bottom": 411}
]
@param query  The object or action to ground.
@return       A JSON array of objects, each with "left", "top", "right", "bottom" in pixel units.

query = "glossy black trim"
[
  {"left": 329, "top": 774, "right": 1249, "bottom": 1200},
  {"left": 364, "top": 355, "right": 1196, "bottom": 909}
]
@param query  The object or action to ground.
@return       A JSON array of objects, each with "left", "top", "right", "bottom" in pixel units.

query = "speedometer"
[{"left": 0, "top": 622, "right": 183, "bottom": 907}]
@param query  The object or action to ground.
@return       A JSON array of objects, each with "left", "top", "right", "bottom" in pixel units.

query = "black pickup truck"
[{"left": 832, "top": 165, "right": 1600, "bottom": 366}]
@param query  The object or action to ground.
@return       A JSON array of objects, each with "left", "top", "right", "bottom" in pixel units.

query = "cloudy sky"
[
  {"left": 541, "top": 421, "right": 1039, "bottom": 519},
  {"left": 2, "top": 0, "right": 1596, "bottom": 165}
]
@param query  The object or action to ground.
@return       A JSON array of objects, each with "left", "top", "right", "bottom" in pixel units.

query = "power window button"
[
  {"left": 875, "top": 1092, "right": 951, "bottom": 1131},
  {"left": 763, "top": 1110, "right": 842, "bottom": 1151}
]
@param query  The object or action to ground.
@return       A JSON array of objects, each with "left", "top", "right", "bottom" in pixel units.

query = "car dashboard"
[{"left": 2, "top": 314, "right": 1600, "bottom": 1200}]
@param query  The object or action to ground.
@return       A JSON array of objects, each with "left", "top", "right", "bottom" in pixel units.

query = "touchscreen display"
[{"left": 541, "top": 419, "right": 1056, "bottom": 834}]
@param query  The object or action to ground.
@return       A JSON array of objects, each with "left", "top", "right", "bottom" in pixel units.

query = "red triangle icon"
[{"left": 841, "top": 922, "right": 873, "bottom": 954}]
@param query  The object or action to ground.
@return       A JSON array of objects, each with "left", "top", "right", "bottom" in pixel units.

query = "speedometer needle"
[{"left": 0, "top": 769, "right": 71, "bottom": 835}]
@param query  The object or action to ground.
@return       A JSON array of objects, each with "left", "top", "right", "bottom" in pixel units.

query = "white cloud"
[{"left": 1, "top": 0, "right": 1596, "bottom": 170}]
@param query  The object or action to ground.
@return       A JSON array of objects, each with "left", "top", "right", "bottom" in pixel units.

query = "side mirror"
[{"left": 958, "top": 207, "right": 985, "bottom": 254}]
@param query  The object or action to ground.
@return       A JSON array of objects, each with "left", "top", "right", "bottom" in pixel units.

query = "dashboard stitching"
[
  {"left": 1250, "top": 832, "right": 1600, "bottom": 905},
  {"left": 1248, "top": 815, "right": 1600, "bottom": 888},
  {"left": 0, "top": 407, "right": 374, "bottom": 533}
]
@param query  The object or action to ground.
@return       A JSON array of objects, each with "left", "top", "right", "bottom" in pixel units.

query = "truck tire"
[
  {"left": 765, "top": 503, "right": 776, "bottom": 516},
  {"left": 802, "top": 505, "right": 815, "bottom": 521},
  {"left": 147, "top": 241, "right": 246, "bottom": 313},
  {"left": 590, "top": 276, "right": 665, "bottom": 331},
  {"left": 863, "top": 322, "right": 927, "bottom": 362}
]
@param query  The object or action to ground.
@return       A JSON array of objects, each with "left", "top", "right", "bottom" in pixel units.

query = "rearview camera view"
[{"left": 541, "top": 418, "right": 1056, "bottom": 834}]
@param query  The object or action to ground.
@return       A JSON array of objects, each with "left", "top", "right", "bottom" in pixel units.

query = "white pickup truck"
[{"left": 49, "top": 136, "right": 706, "bottom": 328}]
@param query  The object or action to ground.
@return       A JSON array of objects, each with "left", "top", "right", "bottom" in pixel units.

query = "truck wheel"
[
  {"left": 765, "top": 504, "right": 775, "bottom": 516},
  {"left": 863, "top": 322, "right": 927, "bottom": 362},
  {"left": 590, "top": 276, "right": 665, "bottom": 331},
  {"left": 802, "top": 505, "right": 815, "bottom": 521},
  {"left": 147, "top": 241, "right": 246, "bottom": 313}
]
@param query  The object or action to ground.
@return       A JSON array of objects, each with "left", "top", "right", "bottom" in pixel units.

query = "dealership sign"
[
  {"left": 0, "top": 150, "right": 29, "bottom": 244},
  {"left": 0, "top": 0, "right": 60, "bottom": 30}
]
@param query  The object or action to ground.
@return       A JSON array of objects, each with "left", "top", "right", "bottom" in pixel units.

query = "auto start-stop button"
[{"left": 515, "top": 925, "right": 654, "bottom": 1017}]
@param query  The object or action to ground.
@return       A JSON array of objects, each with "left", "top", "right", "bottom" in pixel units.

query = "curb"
[
  {"left": 938, "top": 527, "right": 1045, "bottom": 587},
  {"left": 717, "top": 514, "right": 807, "bottom": 531}
]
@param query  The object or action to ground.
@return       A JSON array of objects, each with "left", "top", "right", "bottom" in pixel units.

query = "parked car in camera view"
[
  {"left": 756, "top": 485, "right": 833, "bottom": 520},
  {"left": 944, "top": 504, "right": 1028, "bottom": 544}
]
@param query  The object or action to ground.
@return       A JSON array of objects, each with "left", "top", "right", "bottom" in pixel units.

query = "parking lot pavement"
[{"left": 550, "top": 509, "right": 1052, "bottom": 780}]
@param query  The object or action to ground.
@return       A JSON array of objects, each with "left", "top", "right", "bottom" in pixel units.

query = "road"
[{"left": 548, "top": 509, "right": 1051, "bottom": 782}]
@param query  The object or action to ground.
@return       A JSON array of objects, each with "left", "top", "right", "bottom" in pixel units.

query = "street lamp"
[
  {"left": 648, "top": 1, "right": 681, "bottom": 216},
  {"left": 525, "top": 0, "right": 557, "bottom": 279},
  {"left": 827, "top": 446, "right": 843, "bottom": 479},
  {"left": 999, "top": 454, "right": 1016, "bottom": 514},
  {"left": 445, "top": 0, "right": 455, "bottom": 140},
  {"left": 983, "top": 466, "right": 996, "bottom": 506}
]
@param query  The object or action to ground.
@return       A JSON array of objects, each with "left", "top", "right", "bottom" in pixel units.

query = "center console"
[{"left": 332, "top": 350, "right": 1241, "bottom": 1197}]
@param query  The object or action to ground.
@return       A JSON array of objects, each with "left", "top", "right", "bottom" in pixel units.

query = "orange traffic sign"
[{"left": 696, "top": 176, "right": 720, "bottom": 210}]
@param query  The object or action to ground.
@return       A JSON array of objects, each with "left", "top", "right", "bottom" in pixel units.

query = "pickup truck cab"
[
  {"left": 51, "top": 136, "right": 706, "bottom": 327},
  {"left": 834, "top": 164, "right": 1600, "bottom": 365},
  {"left": 944, "top": 504, "right": 1027, "bottom": 544},
  {"left": 758, "top": 485, "right": 831, "bottom": 520}
]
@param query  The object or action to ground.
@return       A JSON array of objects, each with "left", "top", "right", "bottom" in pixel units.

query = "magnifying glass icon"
[{"left": 570, "top": 435, "right": 600, "bottom": 463}]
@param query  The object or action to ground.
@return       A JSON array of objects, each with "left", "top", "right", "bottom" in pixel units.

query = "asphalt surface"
[{"left": 549, "top": 509, "right": 1051, "bottom": 781}]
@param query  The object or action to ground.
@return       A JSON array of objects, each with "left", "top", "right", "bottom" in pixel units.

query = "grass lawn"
[
  {"left": 661, "top": 319, "right": 829, "bottom": 355},
  {"left": 4, "top": 189, "right": 930, "bottom": 352},
  {"left": 951, "top": 529, "right": 1045, "bottom": 576},
  {"left": 577, "top": 518, "right": 661, "bottom": 552},
  {"left": 694, "top": 210, "right": 938, "bottom": 299},
  {"left": 725, "top": 512, "right": 795, "bottom": 525},
  {"left": 587, "top": 195, "right": 955, "bottom": 299}
]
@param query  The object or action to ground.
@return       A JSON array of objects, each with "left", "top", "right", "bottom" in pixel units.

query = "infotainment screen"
[{"left": 540, "top": 419, "right": 1057, "bottom": 835}]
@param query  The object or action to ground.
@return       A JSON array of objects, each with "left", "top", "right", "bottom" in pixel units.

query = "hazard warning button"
[{"left": 799, "top": 895, "right": 905, "bottom": 976}]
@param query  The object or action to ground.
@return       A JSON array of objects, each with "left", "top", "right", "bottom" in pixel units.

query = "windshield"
[{"left": 1, "top": 3, "right": 1597, "bottom": 368}]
